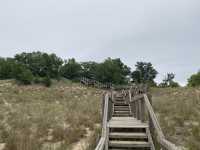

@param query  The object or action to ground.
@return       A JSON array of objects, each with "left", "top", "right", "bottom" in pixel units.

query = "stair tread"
[
  {"left": 112, "top": 115, "right": 132, "bottom": 117},
  {"left": 109, "top": 123, "right": 148, "bottom": 128},
  {"left": 109, "top": 141, "right": 150, "bottom": 147},
  {"left": 111, "top": 117, "right": 137, "bottom": 120},
  {"left": 110, "top": 132, "right": 147, "bottom": 138}
]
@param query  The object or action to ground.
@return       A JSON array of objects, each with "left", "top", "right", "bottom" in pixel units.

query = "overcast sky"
[{"left": 0, "top": 0, "right": 200, "bottom": 85}]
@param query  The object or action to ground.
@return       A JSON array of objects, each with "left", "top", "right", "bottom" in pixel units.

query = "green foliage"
[
  {"left": 14, "top": 65, "right": 34, "bottom": 85},
  {"left": 33, "top": 76, "right": 52, "bottom": 87},
  {"left": 169, "top": 81, "right": 179, "bottom": 88},
  {"left": 0, "top": 58, "right": 16, "bottom": 79},
  {"left": 188, "top": 72, "right": 200, "bottom": 87},
  {"left": 61, "top": 58, "right": 82, "bottom": 80},
  {"left": 15, "top": 52, "right": 63, "bottom": 78},
  {"left": 42, "top": 76, "right": 52, "bottom": 87},
  {"left": 96, "top": 58, "right": 131, "bottom": 84},
  {"left": 159, "top": 73, "right": 180, "bottom": 88},
  {"left": 131, "top": 62, "right": 157, "bottom": 85},
  {"left": 81, "top": 61, "right": 99, "bottom": 79}
]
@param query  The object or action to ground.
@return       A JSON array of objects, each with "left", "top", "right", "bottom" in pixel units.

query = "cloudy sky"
[{"left": 0, "top": 0, "right": 200, "bottom": 85}]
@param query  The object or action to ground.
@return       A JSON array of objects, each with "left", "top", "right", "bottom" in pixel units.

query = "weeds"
[
  {"left": 0, "top": 80, "right": 102, "bottom": 150},
  {"left": 151, "top": 87, "right": 200, "bottom": 148}
]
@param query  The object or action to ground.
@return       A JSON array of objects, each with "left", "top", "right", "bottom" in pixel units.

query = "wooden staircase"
[
  {"left": 109, "top": 95, "right": 153, "bottom": 150},
  {"left": 113, "top": 96, "right": 131, "bottom": 117},
  {"left": 95, "top": 86, "right": 179, "bottom": 150}
]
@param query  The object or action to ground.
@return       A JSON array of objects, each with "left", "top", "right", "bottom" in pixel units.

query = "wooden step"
[
  {"left": 114, "top": 109, "right": 130, "bottom": 112},
  {"left": 114, "top": 106, "right": 129, "bottom": 108},
  {"left": 109, "top": 141, "right": 151, "bottom": 148},
  {"left": 114, "top": 107, "right": 129, "bottom": 110},
  {"left": 109, "top": 122, "right": 148, "bottom": 129},
  {"left": 113, "top": 112, "right": 131, "bottom": 117},
  {"left": 111, "top": 117, "right": 138, "bottom": 121},
  {"left": 109, "top": 132, "right": 147, "bottom": 139},
  {"left": 112, "top": 114, "right": 132, "bottom": 117},
  {"left": 114, "top": 105, "right": 129, "bottom": 107},
  {"left": 114, "top": 111, "right": 130, "bottom": 113}
]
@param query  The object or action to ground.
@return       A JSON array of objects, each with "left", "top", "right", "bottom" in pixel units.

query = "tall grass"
[
  {"left": 151, "top": 87, "right": 200, "bottom": 149},
  {"left": 0, "top": 80, "right": 102, "bottom": 150}
]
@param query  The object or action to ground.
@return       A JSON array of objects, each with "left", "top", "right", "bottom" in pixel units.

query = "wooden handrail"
[
  {"left": 128, "top": 87, "right": 179, "bottom": 150},
  {"left": 143, "top": 94, "right": 178, "bottom": 150},
  {"left": 80, "top": 77, "right": 112, "bottom": 89},
  {"left": 95, "top": 85, "right": 179, "bottom": 150},
  {"left": 95, "top": 93, "right": 110, "bottom": 150}
]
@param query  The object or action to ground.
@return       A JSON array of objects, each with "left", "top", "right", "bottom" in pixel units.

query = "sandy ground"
[
  {"left": 0, "top": 143, "right": 5, "bottom": 150},
  {"left": 72, "top": 128, "right": 93, "bottom": 150}
]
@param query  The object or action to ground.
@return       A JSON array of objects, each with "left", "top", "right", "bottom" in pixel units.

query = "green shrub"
[
  {"left": 170, "top": 81, "right": 180, "bottom": 88},
  {"left": 14, "top": 65, "right": 33, "bottom": 85},
  {"left": 188, "top": 72, "right": 200, "bottom": 87},
  {"left": 33, "top": 76, "right": 42, "bottom": 84},
  {"left": 42, "top": 76, "right": 52, "bottom": 87},
  {"left": 33, "top": 76, "right": 52, "bottom": 87}
]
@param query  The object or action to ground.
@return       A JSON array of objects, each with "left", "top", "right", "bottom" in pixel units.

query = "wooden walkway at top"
[
  {"left": 95, "top": 85, "right": 180, "bottom": 150},
  {"left": 80, "top": 77, "right": 112, "bottom": 89}
]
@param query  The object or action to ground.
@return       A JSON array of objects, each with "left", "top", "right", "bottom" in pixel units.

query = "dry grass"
[
  {"left": 2, "top": 80, "right": 199, "bottom": 150},
  {"left": 0, "top": 80, "right": 103, "bottom": 150},
  {"left": 151, "top": 87, "right": 200, "bottom": 150}
]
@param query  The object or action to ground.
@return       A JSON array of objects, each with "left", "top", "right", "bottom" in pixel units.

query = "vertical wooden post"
[
  {"left": 148, "top": 94, "right": 154, "bottom": 135},
  {"left": 141, "top": 98, "right": 145, "bottom": 122},
  {"left": 102, "top": 93, "right": 105, "bottom": 125},
  {"left": 108, "top": 98, "right": 113, "bottom": 121},
  {"left": 136, "top": 101, "right": 140, "bottom": 120},
  {"left": 105, "top": 126, "right": 109, "bottom": 150},
  {"left": 133, "top": 101, "right": 137, "bottom": 118},
  {"left": 138, "top": 100, "right": 141, "bottom": 120}
]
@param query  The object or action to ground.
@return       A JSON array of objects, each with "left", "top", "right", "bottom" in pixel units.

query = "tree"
[
  {"left": 0, "top": 58, "right": 16, "bottom": 79},
  {"left": 60, "top": 58, "right": 82, "bottom": 80},
  {"left": 188, "top": 71, "right": 200, "bottom": 87},
  {"left": 131, "top": 62, "right": 158, "bottom": 85},
  {"left": 96, "top": 58, "right": 131, "bottom": 84},
  {"left": 13, "top": 64, "right": 34, "bottom": 85},
  {"left": 42, "top": 76, "right": 52, "bottom": 87},
  {"left": 14, "top": 52, "right": 63, "bottom": 78},
  {"left": 159, "top": 73, "right": 179, "bottom": 88},
  {"left": 81, "top": 61, "right": 99, "bottom": 79}
]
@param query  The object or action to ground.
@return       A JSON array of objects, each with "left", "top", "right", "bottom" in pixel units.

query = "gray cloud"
[{"left": 0, "top": 0, "right": 200, "bottom": 85}]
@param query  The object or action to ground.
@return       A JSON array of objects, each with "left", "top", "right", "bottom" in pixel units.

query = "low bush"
[
  {"left": 14, "top": 65, "right": 34, "bottom": 85},
  {"left": 42, "top": 76, "right": 52, "bottom": 87}
]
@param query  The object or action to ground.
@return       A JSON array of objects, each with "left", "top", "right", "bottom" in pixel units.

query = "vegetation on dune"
[
  {"left": 0, "top": 80, "right": 102, "bottom": 150},
  {"left": 151, "top": 87, "right": 200, "bottom": 149},
  {"left": 131, "top": 62, "right": 158, "bottom": 86},
  {"left": 0, "top": 51, "right": 160, "bottom": 86},
  {"left": 188, "top": 71, "right": 200, "bottom": 87},
  {"left": 159, "top": 73, "right": 180, "bottom": 88},
  {"left": 1, "top": 51, "right": 200, "bottom": 150}
]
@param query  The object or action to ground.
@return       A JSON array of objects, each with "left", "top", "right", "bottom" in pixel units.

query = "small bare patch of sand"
[
  {"left": 72, "top": 128, "right": 93, "bottom": 150},
  {"left": 0, "top": 143, "right": 5, "bottom": 150}
]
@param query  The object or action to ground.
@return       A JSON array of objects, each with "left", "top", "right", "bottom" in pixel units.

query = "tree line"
[{"left": 0, "top": 51, "right": 199, "bottom": 87}]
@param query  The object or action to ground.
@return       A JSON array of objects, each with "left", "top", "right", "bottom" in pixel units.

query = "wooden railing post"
[
  {"left": 133, "top": 101, "right": 136, "bottom": 118},
  {"left": 138, "top": 100, "right": 142, "bottom": 120},
  {"left": 141, "top": 98, "right": 145, "bottom": 122},
  {"left": 108, "top": 97, "right": 113, "bottom": 121},
  {"left": 101, "top": 93, "right": 105, "bottom": 126},
  {"left": 147, "top": 94, "right": 154, "bottom": 135}
]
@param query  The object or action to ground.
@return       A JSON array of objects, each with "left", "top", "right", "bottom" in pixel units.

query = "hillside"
[
  {"left": 151, "top": 87, "right": 200, "bottom": 149},
  {"left": 0, "top": 81, "right": 200, "bottom": 150},
  {"left": 0, "top": 80, "right": 103, "bottom": 150}
]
